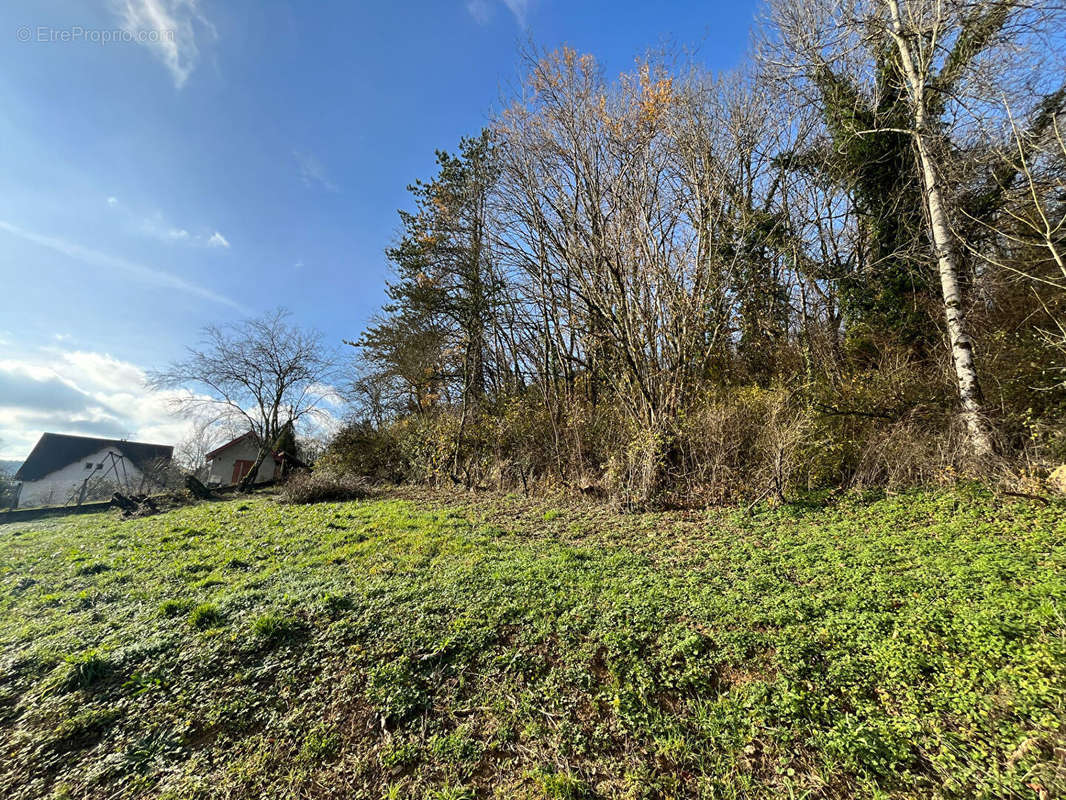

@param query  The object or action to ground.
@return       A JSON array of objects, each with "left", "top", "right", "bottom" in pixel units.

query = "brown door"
[{"left": 231, "top": 459, "right": 254, "bottom": 484}]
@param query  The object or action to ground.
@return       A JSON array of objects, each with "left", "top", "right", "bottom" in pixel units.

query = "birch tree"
[
  {"left": 763, "top": 0, "right": 1066, "bottom": 455},
  {"left": 881, "top": 0, "right": 996, "bottom": 454}
]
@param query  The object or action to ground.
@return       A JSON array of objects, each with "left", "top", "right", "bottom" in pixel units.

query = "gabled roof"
[
  {"left": 14, "top": 433, "right": 174, "bottom": 482},
  {"left": 205, "top": 431, "right": 259, "bottom": 461},
  {"left": 205, "top": 431, "right": 303, "bottom": 465}
]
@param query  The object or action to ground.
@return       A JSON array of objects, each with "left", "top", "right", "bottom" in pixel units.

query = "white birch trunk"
[{"left": 886, "top": 0, "right": 996, "bottom": 457}]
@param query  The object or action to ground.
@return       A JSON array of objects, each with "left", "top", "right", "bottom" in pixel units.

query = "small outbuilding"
[{"left": 204, "top": 432, "right": 306, "bottom": 486}]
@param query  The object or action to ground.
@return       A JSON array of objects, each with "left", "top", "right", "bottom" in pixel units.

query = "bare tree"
[
  {"left": 882, "top": 0, "right": 999, "bottom": 455},
  {"left": 969, "top": 94, "right": 1066, "bottom": 391},
  {"left": 149, "top": 309, "right": 338, "bottom": 489},
  {"left": 761, "top": 0, "right": 1066, "bottom": 455},
  {"left": 174, "top": 418, "right": 225, "bottom": 477}
]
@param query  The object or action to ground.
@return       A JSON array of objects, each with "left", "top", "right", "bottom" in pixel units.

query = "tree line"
[
  {"left": 334, "top": 0, "right": 1066, "bottom": 506},
  {"left": 153, "top": 0, "right": 1064, "bottom": 506}
]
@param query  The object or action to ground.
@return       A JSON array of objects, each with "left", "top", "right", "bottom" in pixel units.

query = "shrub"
[
  {"left": 317, "top": 421, "right": 406, "bottom": 481},
  {"left": 606, "top": 420, "right": 672, "bottom": 508},
  {"left": 672, "top": 385, "right": 815, "bottom": 505},
  {"left": 278, "top": 470, "right": 371, "bottom": 505},
  {"left": 849, "top": 415, "right": 965, "bottom": 488}
]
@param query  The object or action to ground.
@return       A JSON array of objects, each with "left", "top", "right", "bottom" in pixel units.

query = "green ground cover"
[{"left": 0, "top": 488, "right": 1062, "bottom": 798}]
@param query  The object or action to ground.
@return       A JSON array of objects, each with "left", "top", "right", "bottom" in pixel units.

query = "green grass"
[{"left": 0, "top": 488, "right": 1062, "bottom": 799}]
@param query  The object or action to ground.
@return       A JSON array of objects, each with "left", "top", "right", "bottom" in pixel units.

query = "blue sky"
[{"left": 0, "top": 0, "right": 758, "bottom": 459}]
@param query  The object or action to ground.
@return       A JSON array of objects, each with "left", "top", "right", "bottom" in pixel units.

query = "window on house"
[
  {"left": 97, "top": 463, "right": 104, "bottom": 469},
  {"left": 85, "top": 463, "right": 93, "bottom": 469}
]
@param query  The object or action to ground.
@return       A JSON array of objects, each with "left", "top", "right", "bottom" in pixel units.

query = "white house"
[{"left": 13, "top": 433, "right": 173, "bottom": 508}]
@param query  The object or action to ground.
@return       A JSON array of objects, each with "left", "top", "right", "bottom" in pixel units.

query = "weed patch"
[
  {"left": 249, "top": 612, "right": 300, "bottom": 645},
  {"left": 158, "top": 599, "right": 192, "bottom": 618},
  {"left": 57, "top": 651, "right": 112, "bottom": 692}
]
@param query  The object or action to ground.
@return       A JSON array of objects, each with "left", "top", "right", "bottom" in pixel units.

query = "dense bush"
[
  {"left": 315, "top": 421, "right": 405, "bottom": 482},
  {"left": 331, "top": 335, "right": 1062, "bottom": 507},
  {"left": 278, "top": 470, "right": 371, "bottom": 505}
]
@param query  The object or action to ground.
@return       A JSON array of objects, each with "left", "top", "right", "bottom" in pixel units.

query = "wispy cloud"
[
  {"left": 107, "top": 196, "right": 119, "bottom": 207},
  {"left": 294, "top": 150, "right": 339, "bottom": 192},
  {"left": 465, "top": 0, "right": 529, "bottom": 27},
  {"left": 0, "top": 220, "right": 244, "bottom": 311},
  {"left": 113, "top": 0, "right": 218, "bottom": 88},
  {"left": 503, "top": 0, "right": 529, "bottom": 26},
  {"left": 140, "top": 212, "right": 229, "bottom": 249},
  {"left": 466, "top": 0, "right": 493, "bottom": 25}
]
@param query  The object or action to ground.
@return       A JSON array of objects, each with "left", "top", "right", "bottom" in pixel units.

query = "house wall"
[
  {"left": 206, "top": 438, "right": 280, "bottom": 485},
  {"left": 17, "top": 447, "right": 148, "bottom": 508}
]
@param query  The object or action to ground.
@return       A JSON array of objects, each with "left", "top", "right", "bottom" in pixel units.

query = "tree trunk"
[
  {"left": 239, "top": 439, "right": 271, "bottom": 491},
  {"left": 886, "top": 0, "right": 996, "bottom": 457},
  {"left": 912, "top": 134, "right": 996, "bottom": 456}
]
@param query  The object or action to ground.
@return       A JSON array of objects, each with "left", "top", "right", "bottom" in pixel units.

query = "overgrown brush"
[
  {"left": 325, "top": 378, "right": 993, "bottom": 507},
  {"left": 278, "top": 470, "right": 371, "bottom": 505}
]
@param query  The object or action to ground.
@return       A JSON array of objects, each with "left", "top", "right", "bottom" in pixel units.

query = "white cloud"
[
  {"left": 140, "top": 212, "right": 229, "bottom": 249},
  {"left": 0, "top": 220, "right": 244, "bottom": 311},
  {"left": 0, "top": 349, "right": 201, "bottom": 460},
  {"left": 107, "top": 196, "right": 119, "bottom": 207},
  {"left": 114, "top": 0, "right": 218, "bottom": 88},
  {"left": 294, "top": 150, "right": 339, "bottom": 192},
  {"left": 465, "top": 0, "right": 528, "bottom": 27}
]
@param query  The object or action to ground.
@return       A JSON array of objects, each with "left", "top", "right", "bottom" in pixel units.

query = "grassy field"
[{"left": 0, "top": 488, "right": 1063, "bottom": 799}]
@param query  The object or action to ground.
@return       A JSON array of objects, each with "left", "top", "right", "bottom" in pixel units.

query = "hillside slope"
[{"left": 0, "top": 489, "right": 1063, "bottom": 799}]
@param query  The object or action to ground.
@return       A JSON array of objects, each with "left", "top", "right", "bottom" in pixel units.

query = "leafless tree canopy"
[
  {"left": 150, "top": 309, "right": 338, "bottom": 485},
  {"left": 338, "top": 3, "right": 1066, "bottom": 504}
]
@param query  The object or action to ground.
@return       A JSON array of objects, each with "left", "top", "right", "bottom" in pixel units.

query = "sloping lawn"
[{"left": 0, "top": 488, "right": 1062, "bottom": 799}]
